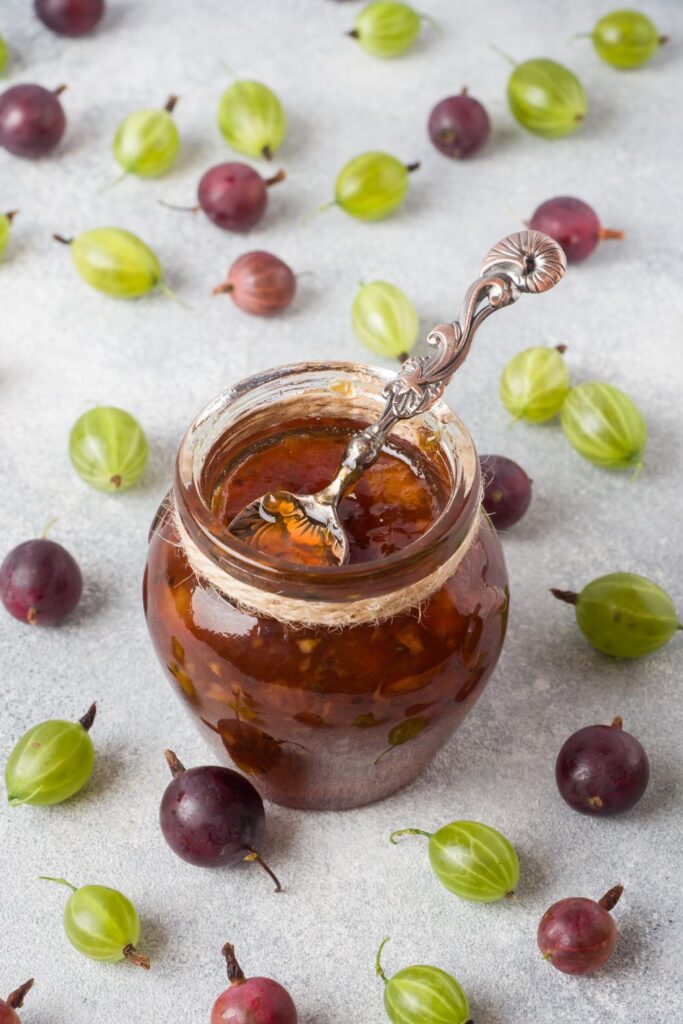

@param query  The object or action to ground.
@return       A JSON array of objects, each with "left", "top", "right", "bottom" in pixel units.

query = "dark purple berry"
[
  {"left": 480, "top": 454, "right": 532, "bottom": 530},
  {"left": 428, "top": 89, "right": 490, "bottom": 159},
  {"left": 35, "top": 0, "right": 104, "bottom": 36},
  {"left": 198, "top": 163, "right": 285, "bottom": 233},
  {"left": 556, "top": 716, "right": 649, "bottom": 816},
  {"left": 159, "top": 751, "right": 281, "bottom": 890},
  {"left": 529, "top": 196, "right": 623, "bottom": 264},
  {"left": 538, "top": 885, "right": 623, "bottom": 975},
  {"left": 0, "top": 84, "right": 66, "bottom": 158},
  {"left": 0, "top": 538, "right": 82, "bottom": 625}
]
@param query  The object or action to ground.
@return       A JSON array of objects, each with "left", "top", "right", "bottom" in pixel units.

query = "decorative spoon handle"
[{"left": 318, "top": 230, "right": 566, "bottom": 506}]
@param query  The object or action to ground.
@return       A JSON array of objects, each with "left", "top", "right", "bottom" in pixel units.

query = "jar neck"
[{"left": 174, "top": 362, "right": 481, "bottom": 604}]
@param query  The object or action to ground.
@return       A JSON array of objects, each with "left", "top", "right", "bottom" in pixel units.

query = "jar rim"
[{"left": 174, "top": 361, "right": 481, "bottom": 601}]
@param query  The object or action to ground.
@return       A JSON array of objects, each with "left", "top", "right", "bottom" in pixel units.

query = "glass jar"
[{"left": 143, "top": 362, "right": 509, "bottom": 810}]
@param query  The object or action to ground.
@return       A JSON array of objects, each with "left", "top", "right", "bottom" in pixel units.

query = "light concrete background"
[{"left": 0, "top": 1, "right": 681, "bottom": 1021}]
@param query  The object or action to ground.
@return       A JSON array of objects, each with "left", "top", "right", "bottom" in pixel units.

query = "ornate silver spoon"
[{"left": 229, "top": 230, "right": 566, "bottom": 567}]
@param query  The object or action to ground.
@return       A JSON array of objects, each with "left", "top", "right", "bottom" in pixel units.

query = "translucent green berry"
[
  {"left": 561, "top": 381, "right": 647, "bottom": 473},
  {"left": 592, "top": 10, "right": 666, "bottom": 69},
  {"left": 352, "top": 280, "right": 419, "bottom": 358},
  {"left": 391, "top": 819, "right": 519, "bottom": 902},
  {"left": 0, "top": 35, "right": 8, "bottom": 75},
  {"left": 552, "top": 573, "right": 681, "bottom": 658},
  {"left": 69, "top": 406, "right": 148, "bottom": 492},
  {"left": 334, "top": 152, "right": 417, "bottom": 220},
  {"left": 376, "top": 938, "right": 470, "bottom": 1024},
  {"left": 57, "top": 227, "right": 169, "bottom": 299},
  {"left": 500, "top": 345, "right": 570, "bottom": 422},
  {"left": 217, "top": 80, "right": 286, "bottom": 160},
  {"left": 113, "top": 95, "right": 180, "bottom": 178},
  {"left": 41, "top": 877, "right": 150, "bottom": 968},
  {"left": 5, "top": 704, "right": 96, "bottom": 807},
  {"left": 0, "top": 210, "right": 17, "bottom": 257},
  {"left": 507, "top": 58, "right": 587, "bottom": 138},
  {"left": 350, "top": 2, "right": 422, "bottom": 59}
]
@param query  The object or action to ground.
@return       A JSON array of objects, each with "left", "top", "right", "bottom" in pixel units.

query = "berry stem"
[
  {"left": 347, "top": 29, "right": 360, "bottom": 40},
  {"left": 598, "top": 884, "right": 624, "bottom": 912},
  {"left": 610, "top": 716, "right": 624, "bottom": 730},
  {"left": 53, "top": 84, "right": 67, "bottom": 96},
  {"left": 262, "top": 144, "right": 273, "bottom": 161},
  {"left": 79, "top": 703, "right": 97, "bottom": 732},
  {"left": 265, "top": 169, "right": 286, "bottom": 188},
  {"left": 164, "top": 749, "right": 185, "bottom": 777},
  {"left": 158, "top": 199, "right": 200, "bottom": 213},
  {"left": 555, "top": 344, "right": 568, "bottom": 354},
  {"left": 39, "top": 876, "right": 78, "bottom": 892},
  {"left": 659, "top": 35, "right": 669, "bottom": 46},
  {"left": 5, "top": 210, "right": 19, "bottom": 223},
  {"left": 375, "top": 937, "right": 390, "bottom": 984},
  {"left": 212, "top": 281, "right": 234, "bottom": 296},
  {"left": 550, "top": 588, "right": 578, "bottom": 606},
  {"left": 110, "top": 474, "right": 122, "bottom": 489},
  {"left": 489, "top": 43, "right": 517, "bottom": 66},
  {"left": 222, "top": 943, "right": 247, "bottom": 986},
  {"left": 123, "top": 944, "right": 151, "bottom": 970},
  {"left": 597, "top": 228, "right": 624, "bottom": 241},
  {"left": 243, "top": 848, "right": 282, "bottom": 893},
  {"left": 7, "top": 980, "right": 34, "bottom": 1009},
  {"left": 389, "top": 828, "right": 433, "bottom": 845},
  {"left": 53, "top": 234, "right": 73, "bottom": 246},
  {"left": 164, "top": 95, "right": 179, "bottom": 113},
  {"left": 40, "top": 517, "right": 58, "bottom": 539},
  {"left": 405, "top": 161, "right": 420, "bottom": 173}
]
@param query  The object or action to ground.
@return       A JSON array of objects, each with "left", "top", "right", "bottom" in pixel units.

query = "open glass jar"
[{"left": 143, "top": 362, "right": 509, "bottom": 810}]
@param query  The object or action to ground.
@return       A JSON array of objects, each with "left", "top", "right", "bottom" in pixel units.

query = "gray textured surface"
[{"left": 1, "top": 1, "right": 682, "bottom": 1021}]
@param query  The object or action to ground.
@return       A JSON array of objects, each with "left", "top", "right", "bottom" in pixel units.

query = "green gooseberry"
[
  {"left": 113, "top": 95, "right": 180, "bottom": 178},
  {"left": 6, "top": 704, "right": 96, "bottom": 807},
  {"left": 0, "top": 209, "right": 17, "bottom": 257},
  {"left": 507, "top": 57, "right": 587, "bottom": 138},
  {"left": 552, "top": 573, "right": 682, "bottom": 658},
  {"left": 591, "top": 10, "right": 667, "bottom": 69},
  {"left": 55, "top": 227, "right": 172, "bottom": 300},
  {"left": 41, "top": 877, "right": 150, "bottom": 968},
  {"left": 350, "top": 2, "right": 422, "bottom": 59},
  {"left": 352, "top": 280, "right": 419, "bottom": 359},
  {"left": 0, "top": 35, "right": 8, "bottom": 75},
  {"left": 69, "top": 406, "right": 148, "bottom": 492},
  {"left": 500, "top": 344, "right": 570, "bottom": 422},
  {"left": 334, "top": 151, "right": 418, "bottom": 221},
  {"left": 561, "top": 381, "right": 647, "bottom": 473},
  {"left": 217, "top": 80, "right": 286, "bottom": 160},
  {"left": 391, "top": 819, "right": 519, "bottom": 902},
  {"left": 376, "top": 938, "right": 471, "bottom": 1024}
]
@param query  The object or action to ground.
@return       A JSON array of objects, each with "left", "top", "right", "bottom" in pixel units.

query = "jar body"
[{"left": 143, "top": 503, "right": 508, "bottom": 810}]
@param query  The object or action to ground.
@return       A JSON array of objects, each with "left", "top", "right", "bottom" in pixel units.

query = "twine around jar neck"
[{"left": 171, "top": 495, "right": 483, "bottom": 629}]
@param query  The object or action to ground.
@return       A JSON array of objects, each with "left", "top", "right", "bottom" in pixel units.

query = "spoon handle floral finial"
[{"left": 318, "top": 230, "right": 566, "bottom": 505}]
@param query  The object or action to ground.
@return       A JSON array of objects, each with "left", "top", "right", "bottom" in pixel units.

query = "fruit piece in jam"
[{"left": 144, "top": 417, "right": 508, "bottom": 809}]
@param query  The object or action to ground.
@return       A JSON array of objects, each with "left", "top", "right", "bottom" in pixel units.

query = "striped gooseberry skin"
[
  {"left": 334, "top": 151, "right": 414, "bottom": 221},
  {"left": 42, "top": 878, "right": 149, "bottom": 967},
  {"left": 350, "top": 2, "right": 421, "bottom": 59},
  {"left": 507, "top": 59, "right": 587, "bottom": 139},
  {"left": 216, "top": 251, "right": 296, "bottom": 317},
  {"left": 553, "top": 572, "right": 681, "bottom": 658},
  {"left": 69, "top": 406, "right": 148, "bottom": 492},
  {"left": 560, "top": 381, "right": 647, "bottom": 472},
  {"left": 377, "top": 939, "right": 470, "bottom": 1024},
  {"left": 428, "top": 820, "right": 519, "bottom": 902},
  {"left": 500, "top": 345, "right": 570, "bottom": 422}
]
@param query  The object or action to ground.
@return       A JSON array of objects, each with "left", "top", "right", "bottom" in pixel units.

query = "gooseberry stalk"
[{"left": 2, "top": 979, "right": 34, "bottom": 1018}]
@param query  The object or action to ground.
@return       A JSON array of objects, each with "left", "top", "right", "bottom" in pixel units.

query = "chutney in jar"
[{"left": 143, "top": 364, "right": 508, "bottom": 810}]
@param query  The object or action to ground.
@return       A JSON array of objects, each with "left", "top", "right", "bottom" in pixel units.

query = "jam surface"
[
  {"left": 144, "top": 417, "right": 509, "bottom": 810},
  {"left": 211, "top": 422, "right": 447, "bottom": 564}
]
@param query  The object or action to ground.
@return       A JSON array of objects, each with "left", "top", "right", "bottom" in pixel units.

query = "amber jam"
[{"left": 143, "top": 364, "right": 509, "bottom": 810}]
